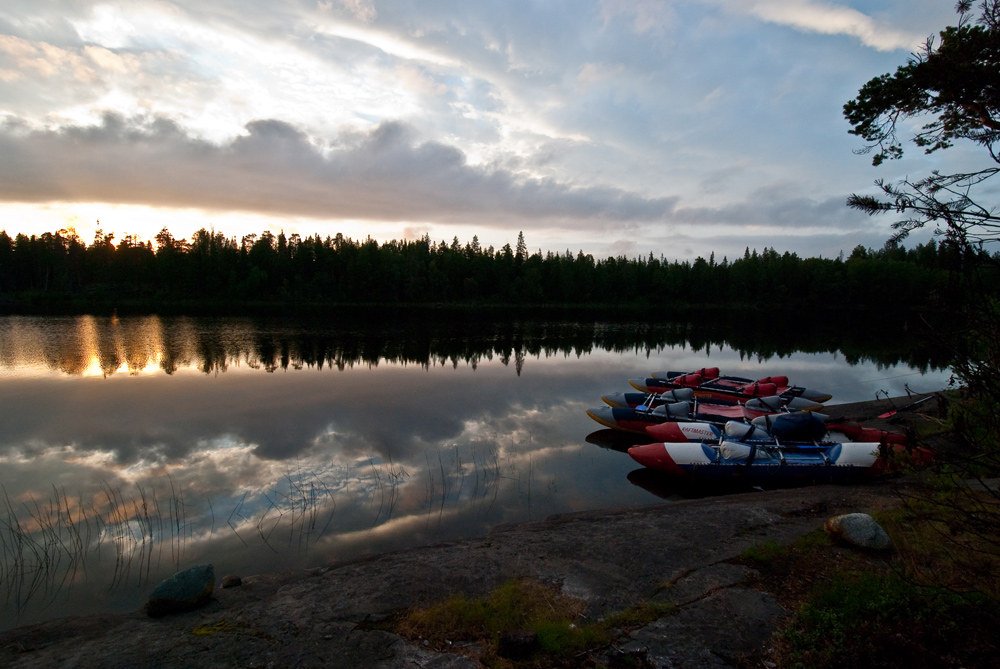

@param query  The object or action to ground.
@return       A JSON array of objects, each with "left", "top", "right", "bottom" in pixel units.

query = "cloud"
[
  {"left": 82, "top": 45, "right": 142, "bottom": 74},
  {"left": 715, "top": 0, "right": 924, "bottom": 51},
  {"left": 598, "top": 0, "right": 921, "bottom": 50},
  {"left": 604, "top": 238, "right": 640, "bottom": 258},
  {"left": 0, "top": 34, "right": 95, "bottom": 81},
  {"left": 697, "top": 160, "right": 750, "bottom": 194},
  {"left": 0, "top": 113, "right": 678, "bottom": 227},
  {"left": 672, "top": 184, "right": 865, "bottom": 229},
  {"left": 0, "top": 0, "right": 956, "bottom": 261},
  {"left": 0, "top": 31, "right": 207, "bottom": 125},
  {"left": 0, "top": 34, "right": 149, "bottom": 84},
  {"left": 317, "top": 0, "right": 377, "bottom": 23},
  {"left": 599, "top": 0, "right": 676, "bottom": 34},
  {"left": 340, "top": 0, "right": 377, "bottom": 23},
  {"left": 576, "top": 61, "right": 626, "bottom": 88},
  {"left": 402, "top": 224, "right": 433, "bottom": 240}
]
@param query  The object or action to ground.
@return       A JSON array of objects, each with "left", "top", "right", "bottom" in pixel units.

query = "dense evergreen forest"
[{"left": 0, "top": 227, "right": 993, "bottom": 310}]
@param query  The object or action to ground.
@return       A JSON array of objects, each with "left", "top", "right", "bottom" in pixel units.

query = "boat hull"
[
  {"left": 627, "top": 441, "right": 880, "bottom": 483},
  {"left": 587, "top": 404, "right": 781, "bottom": 434}
]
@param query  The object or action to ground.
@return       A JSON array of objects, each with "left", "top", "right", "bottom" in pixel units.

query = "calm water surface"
[{"left": 0, "top": 313, "right": 951, "bottom": 630}]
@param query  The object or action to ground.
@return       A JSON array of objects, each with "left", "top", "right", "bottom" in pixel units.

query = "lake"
[{"left": 0, "top": 311, "right": 951, "bottom": 630}]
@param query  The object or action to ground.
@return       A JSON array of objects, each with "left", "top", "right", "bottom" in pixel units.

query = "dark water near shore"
[{"left": 0, "top": 312, "right": 951, "bottom": 630}]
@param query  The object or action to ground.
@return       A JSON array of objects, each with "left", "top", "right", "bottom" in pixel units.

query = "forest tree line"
[{"left": 0, "top": 226, "right": 993, "bottom": 309}]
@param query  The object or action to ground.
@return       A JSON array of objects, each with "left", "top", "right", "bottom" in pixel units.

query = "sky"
[{"left": 0, "top": 0, "right": 976, "bottom": 261}]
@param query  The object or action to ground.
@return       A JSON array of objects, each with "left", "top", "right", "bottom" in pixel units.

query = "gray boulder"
[
  {"left": 146, "top": 564, "right": 216, "bottom": 617},
  {"left": 824, "top": 513, "right": 892, "bottom": 551}
]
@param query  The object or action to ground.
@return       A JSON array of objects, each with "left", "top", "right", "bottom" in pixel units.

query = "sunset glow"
[{"left": 0, "top": 1, "right": 962, "bottom": 260}]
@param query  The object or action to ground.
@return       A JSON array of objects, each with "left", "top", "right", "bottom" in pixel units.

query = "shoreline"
[
  {"left": 0, "top": 394, "right": 946, "bottom": 667},
  {"left": 0, "top": 481, "right": 906, "bottom": 668}
]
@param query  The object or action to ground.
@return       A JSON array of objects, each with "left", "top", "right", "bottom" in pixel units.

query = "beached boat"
[
  {"left": 629, "top": 367, "right": 832, "bottom": 404},
  {"left": 628, "top": 412, "right": 926, "bottom": 483},
  {"left": 586, "top": 399, "right": 827, "bottom": 434},
  {"left": 600, "top": 389, "right": 823, "bottom": 412},
  {"left": 626, "top": 439, "right": 881, "bottom": 484},
  {"left": 645, "top": 412, "right": 908, "bottom": 446}
]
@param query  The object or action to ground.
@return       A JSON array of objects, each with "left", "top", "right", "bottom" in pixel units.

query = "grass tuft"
[
  {"left": 734, "top": 504, "right": 1000, "bottom": 668},
  {"left": 396, "top": 578, "right": 675, "bottom": 666},
  {"left": 740, "top": 540, "right": 785, "bottom": 566}
]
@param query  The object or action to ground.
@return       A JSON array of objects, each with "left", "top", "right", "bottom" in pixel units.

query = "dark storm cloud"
[{"left": 0, "top": 113, "right": 678, "bottom": 226}]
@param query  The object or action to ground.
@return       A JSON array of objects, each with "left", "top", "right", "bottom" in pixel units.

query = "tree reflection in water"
[
  {"left": 0, "top": 312, "right": 951, "bottom": 630},
  {"left": 0, "top": 309, "right": 948, "bottom": 378}
]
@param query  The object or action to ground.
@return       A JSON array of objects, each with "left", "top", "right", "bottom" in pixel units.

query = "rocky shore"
[{"left": 0, "top": 395, "right": 942, "bottom": 668}]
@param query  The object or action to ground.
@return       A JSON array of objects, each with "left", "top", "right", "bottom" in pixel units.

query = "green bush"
[{"left": 779, "top": 572, "right": 998, "bottom": 668}]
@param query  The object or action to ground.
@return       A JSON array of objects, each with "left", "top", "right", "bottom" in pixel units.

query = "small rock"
[
  {"left": 221, "top": 574, "right": 242, "bottom": 588},
  {"left": 609, "top": 644, "right": 655, "bottom": 669},
  {"left": 824, "top": 513, "right": 892, "bottom": 551},
  {"left": 497, "top": 631, "right": 538, "bottom": 660},
  {"left": 146, "top": 564, "right": 215, "bottom": 617}
]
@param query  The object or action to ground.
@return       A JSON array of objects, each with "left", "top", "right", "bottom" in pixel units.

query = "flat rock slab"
[
  {"left": 655, "top": 563, "right": 759, "bottom": 607},
  {"left": 0, "top": 482, "right": 902, "bottom": 668},
  {"left": 631, "top": 587, "right": 786, "bottom": 668}
]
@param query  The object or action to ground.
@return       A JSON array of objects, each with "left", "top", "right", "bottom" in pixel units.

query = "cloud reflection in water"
[{"left": 0, "top": 313, "right": 951, "bottom": 629}]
